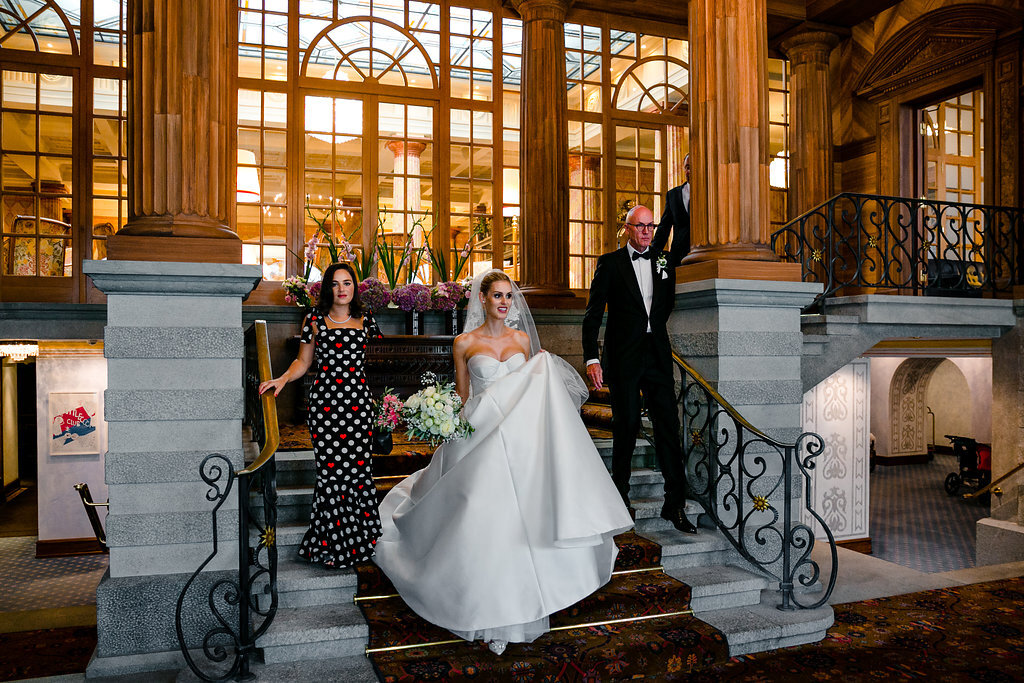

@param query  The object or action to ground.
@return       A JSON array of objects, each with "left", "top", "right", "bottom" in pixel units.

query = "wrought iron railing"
[
  {"left": 771, "top": 192, "right": 1023, "bottom": 309},
  {"left": 175, "top": 320, "right": 280, "bottom": 681},
  {"left": 667, "top": 352, "right": 837, "bottom": 610}
]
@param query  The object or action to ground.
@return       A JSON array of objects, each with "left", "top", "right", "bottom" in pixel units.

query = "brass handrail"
[
  {"left": 671, "top": 351, "right": 785, "bottom": 447},
  {"left": 963, "top": 460, "right": 1024, "bottom": 500},
  {"left": 239, "top": 320, "right": 279, "bottom": 476}
]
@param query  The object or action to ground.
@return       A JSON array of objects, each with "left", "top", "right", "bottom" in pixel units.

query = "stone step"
[
  {"left": 259, "top": 602, "right": 368, "bottom": 664},
  {"left": 631, "top": 496, "right": 701, "bottom": 534},
  {"left": 272, "top": 554, "right": 359, "bottom": 609},
  {"left": 665, "top": 564, "right": 769, "bottom": 612},
  {"left": 695, "top": 591, "right": 834, "bottom": 657},
  {"left": 262, "top": 458, "right": 665, "bottom": 524},
  {"left": 638, "top": 527, "right": 734, "bottom": 569}
]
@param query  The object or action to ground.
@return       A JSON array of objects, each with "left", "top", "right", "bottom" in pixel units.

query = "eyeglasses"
[{"left": 625, "top": 222, "right": 656, "bottom": 232}]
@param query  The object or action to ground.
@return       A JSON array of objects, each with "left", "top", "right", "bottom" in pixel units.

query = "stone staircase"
[
  {"left": 800, "top": 294, "right": 1015, "bottom": 390},
  {"left": 245, "top": 434, "right": 834, "bottom": 678}
]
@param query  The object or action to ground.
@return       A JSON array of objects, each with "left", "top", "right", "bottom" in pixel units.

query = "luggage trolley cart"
[{"left": 942, "top": 435, "right": 991, "bottom": 496}]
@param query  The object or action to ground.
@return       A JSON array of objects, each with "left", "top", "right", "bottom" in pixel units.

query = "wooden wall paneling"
[{"left": 993, "top": 45, "right": 1021, "bottom": 208}]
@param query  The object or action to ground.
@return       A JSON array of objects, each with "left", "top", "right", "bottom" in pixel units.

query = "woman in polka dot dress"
[{"left": 259, "top": 262, "right": 383, "bottom": 567}]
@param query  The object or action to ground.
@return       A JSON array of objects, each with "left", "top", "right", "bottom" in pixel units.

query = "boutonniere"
[{"left": 655, "top": 254, "right": 668, "bottom": 278}]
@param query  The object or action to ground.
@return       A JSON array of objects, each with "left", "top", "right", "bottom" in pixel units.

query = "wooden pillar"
[
  {"left": 779, "top": 31, "right": 839, "bottom": 217},
  {"left": 108, "top": 0, "right": 241, "bottom": 263},
  {"left": 510, "top": 0, "right": 575, "bottom": 304},
  {"left": 684, "top": 0, "right": 788, "bottom": 275}
]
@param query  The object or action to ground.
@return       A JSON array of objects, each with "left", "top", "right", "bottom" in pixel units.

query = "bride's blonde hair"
[{"left": 480, "top": 270, "right": 512, "bottom": 294}]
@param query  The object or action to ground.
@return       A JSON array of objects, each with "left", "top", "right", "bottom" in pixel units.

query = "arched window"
[
  {"left": 0, "top": 0, "right": 127, "bottom": 302},
  {"left": 613, "top": 56, "right": 688, "bottom": 114}
]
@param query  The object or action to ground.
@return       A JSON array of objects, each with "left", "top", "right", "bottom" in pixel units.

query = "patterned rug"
[
  {"left": 0, "top": 536, "right": 107, "bottom": 612},
  {"left": 0, "top": 625, "right": 97, "bottom": 682},
  {"left": 696, "top": 576, "right": 1024, "bottom": 682},
  {"left": 358, "top": 532, "right": 729, "bottom": 682},
  {"left": 870, "top": 453, "right": 989, "bottom": 572}
]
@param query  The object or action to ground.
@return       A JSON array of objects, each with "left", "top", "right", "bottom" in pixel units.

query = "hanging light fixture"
[
  {"left": 0, "top": 342, "right": 39, "bottom": 362},
  {"left": 237, "top": 149, "right": 261, "bottom": 203}
]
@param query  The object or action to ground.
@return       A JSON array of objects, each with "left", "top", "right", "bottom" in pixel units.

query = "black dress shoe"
[{"left": 660, "top": 505, "right": 697, "bottom": 534}]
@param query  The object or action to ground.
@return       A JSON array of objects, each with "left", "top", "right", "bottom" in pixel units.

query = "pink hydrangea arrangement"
[
  {"left": 373, "top": 389, "right": 404, "bottom": 434},
  {"left": 392, "top": 282, "right": 432, "bottom": 312},
  {"left": 430, "top": 281, "right": 468, "bottom": 311},
  {"left": 359, "top": 277, "right": 391, "bottom": 311}
]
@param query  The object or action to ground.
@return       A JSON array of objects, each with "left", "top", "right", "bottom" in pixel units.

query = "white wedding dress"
[{"left": 374, "top": 351, "right": 634, "bottom": 644}]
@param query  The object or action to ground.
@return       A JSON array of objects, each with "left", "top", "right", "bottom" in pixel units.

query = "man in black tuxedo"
[
  {"left": 654, "top": 153, "right": 691, "bottom": 259},
  {"left": 582, "top": 205, "right": 696, "bottom": 534}
]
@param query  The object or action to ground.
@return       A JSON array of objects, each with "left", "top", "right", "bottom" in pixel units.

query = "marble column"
[
  {"left": 779, "top": 31, "right": 839, "bottom": 218},
  {"left": 83, "top": 260, "right": 261, "bottom": 677},
  {"left": 510, "top": 0, "right": 576, "bottom": 305},
  {"left": 685, "top": 0, "right": 785, "bottom": 276},
  {"left": 108, "top": 0, "right": 241, "bottom": 263}
]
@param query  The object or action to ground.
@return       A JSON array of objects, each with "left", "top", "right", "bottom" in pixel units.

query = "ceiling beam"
[{"left": 806, "top": 0, "right": 905, "bottom": 27}]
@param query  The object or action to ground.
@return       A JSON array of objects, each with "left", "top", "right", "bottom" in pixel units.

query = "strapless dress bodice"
[{"left": 467, "top": 352, "right": 526, "bottom": 396}]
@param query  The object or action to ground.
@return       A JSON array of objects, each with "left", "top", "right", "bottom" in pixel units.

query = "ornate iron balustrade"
[
  {"left": 771, "top": 192, "right": 1023, "bottom": 309},
  {"left": 665, "top": 353, "right": 837, "bottom": 610},
  {"left": 175, "top": 321, "right": 280, "bottom": 681}
]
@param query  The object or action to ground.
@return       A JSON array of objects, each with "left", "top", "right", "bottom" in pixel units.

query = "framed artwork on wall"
[{"left": 49, "top": 392, "right": 100, "bottom": 456}]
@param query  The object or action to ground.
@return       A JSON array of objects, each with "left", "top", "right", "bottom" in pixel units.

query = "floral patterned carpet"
[
  {"left": 358, "top": 532, "right": 730, "bottom": 682},
  {"left": 2, "top": 574, "right": 1021, "bottom": 680},
  {"left": 696, "top": 576, "right": 1024, "bottom": 682}
]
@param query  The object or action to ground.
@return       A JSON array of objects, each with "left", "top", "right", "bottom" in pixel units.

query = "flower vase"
[
  {"left": 405, "top": 311, "right": 421, "bottom": 335},
  {"left": 372, "top": 431, "right": 393, "bottom": 455}
]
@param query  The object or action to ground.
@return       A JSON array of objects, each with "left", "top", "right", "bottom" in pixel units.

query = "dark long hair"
[{"left": 317, "top": 262, "right": 363, "bottom": 317}]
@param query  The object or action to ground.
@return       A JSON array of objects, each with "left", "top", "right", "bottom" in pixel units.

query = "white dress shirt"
[
  {"left": 681, "top": 182, "right": 690, "bottom": 213},
  {"left": 626, "top": 243, "right": 654, "bottom": 328}
]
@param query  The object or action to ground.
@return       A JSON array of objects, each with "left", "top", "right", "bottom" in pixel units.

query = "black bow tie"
[{"left": 632, "top": 250, "right": 652, "bottom": 261}]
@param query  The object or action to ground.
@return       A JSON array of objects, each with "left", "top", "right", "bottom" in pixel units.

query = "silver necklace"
[{"left": 327, "top": 311, "right": 352, "bottom": 325}]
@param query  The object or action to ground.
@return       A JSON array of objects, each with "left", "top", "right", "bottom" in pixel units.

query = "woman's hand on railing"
[{"left": 259, "top": 377, "right": 288, "bottom": 397}]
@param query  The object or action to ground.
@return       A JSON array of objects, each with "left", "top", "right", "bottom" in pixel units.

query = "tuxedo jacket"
[
  {"left": 653, "top": 183, "right": 690, "bottom": 264},
  {"left": 582, "top": 247, "right": 678, "bottom": 384}
]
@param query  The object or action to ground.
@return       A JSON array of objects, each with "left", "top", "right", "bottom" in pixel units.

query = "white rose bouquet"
[{"left": 402, "top": 372, "right": 474, "bottom": 445}]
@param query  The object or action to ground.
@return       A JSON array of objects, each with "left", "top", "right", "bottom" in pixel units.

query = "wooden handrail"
[
  {"left": 238, "top": 320, "right": 279, "bottom": 476},
  {"left": 963, "top": 460, "right": 1024, "bottom": 500}
]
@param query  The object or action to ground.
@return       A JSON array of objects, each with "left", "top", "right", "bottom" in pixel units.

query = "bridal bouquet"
[{"left": 402, "top": 372, "right": 474, "bottom": 445}]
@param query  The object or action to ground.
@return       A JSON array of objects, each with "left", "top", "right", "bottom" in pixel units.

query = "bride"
[{"left": 374, "top": 269, "right": 634, "bottom": 655}]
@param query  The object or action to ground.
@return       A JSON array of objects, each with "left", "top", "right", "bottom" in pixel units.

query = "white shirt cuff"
[{"left": 586, "top": 359, "right": 600, "bottom": 366}]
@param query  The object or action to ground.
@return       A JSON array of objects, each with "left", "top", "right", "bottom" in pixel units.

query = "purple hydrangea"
[
  {"left": 392, "top": 283, "right": 432, "bottom": 312},
  {"left": 359, "top": 277, "right": 391, "bottom": 311},
  {"left": 430, "top": 281, "right": 467, "bottom": 311}
]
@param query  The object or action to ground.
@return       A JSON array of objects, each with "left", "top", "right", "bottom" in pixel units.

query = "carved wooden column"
[
  {"left": 509, "top": 0, "right": 575, "bottom": 305},
  {"left": 666, "top": 124, "right": 689, "bottom": 189},
  {"left": 684, "top": 0, "right": 792, "bottom": 277},
  {"left": 779, "top": 31, "right": 839, "bottom": 217},
  {"left": 108, "top": 0, "right": 241, "bottom": 263}
]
